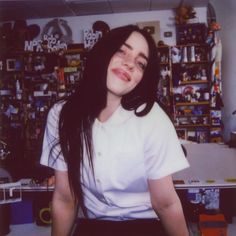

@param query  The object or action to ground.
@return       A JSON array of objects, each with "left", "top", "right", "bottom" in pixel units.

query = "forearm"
[
  {"left": 51, "top": 197, "right": 78, "bottom": 236},
  {"left": 155, "top": 198, "right": 189, "bottom": 236}
]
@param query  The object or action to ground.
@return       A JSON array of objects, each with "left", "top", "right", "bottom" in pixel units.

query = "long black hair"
[{"left": 51, "top": 24, "right": 160, "bottom": 213}]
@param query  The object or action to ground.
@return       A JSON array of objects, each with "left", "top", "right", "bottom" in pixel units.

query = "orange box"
[{"left": 199, "top": 214, "right": 227, "bottom": 236}]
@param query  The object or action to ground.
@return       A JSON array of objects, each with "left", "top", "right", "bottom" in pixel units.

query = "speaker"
[
  {"left": 0, "top": 204, "right": 11, "bottom": 235},
  {"left": 34, "top": 193, "right": 52, "bottom": 226}
]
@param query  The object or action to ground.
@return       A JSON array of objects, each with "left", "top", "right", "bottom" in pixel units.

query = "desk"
[
  {"left": 173, "top": 143, "right": 236, "bottom": 189},
  {"left": 1, "top": 143, "right": 236, "bottom": 234},
  {"left": 1, "top": 143, "right": 235, "bottom": 194},
  {"left": 173, "top": 143, "right": 236, "bottom": 223}
]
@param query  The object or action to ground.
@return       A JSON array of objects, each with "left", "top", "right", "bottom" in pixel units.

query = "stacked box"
[{"left": 199, "top": 213, "right": 227, "bottom": 236}]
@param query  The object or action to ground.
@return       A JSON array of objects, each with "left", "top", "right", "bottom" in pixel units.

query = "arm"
[
  {"left": 51, "top": 170, "right": 78, "bottom": 236},
  {"left": 148, "top": 175, "right": 189, "bottom": 236}
]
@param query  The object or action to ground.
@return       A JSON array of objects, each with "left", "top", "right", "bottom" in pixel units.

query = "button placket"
[
  {"left": 93, "top": 123, "right": 109, "bottom": 196},
  {"left": 95, "top": 124, "right": 105, "bottom": 158}
]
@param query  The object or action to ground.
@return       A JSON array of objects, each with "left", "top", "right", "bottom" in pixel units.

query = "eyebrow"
[{"left": 123, "top": 43, "right": 148, "bottom": 61}]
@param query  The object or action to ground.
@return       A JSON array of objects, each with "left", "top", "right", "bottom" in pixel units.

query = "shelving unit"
[
  {"left": 158, "top": 23, "right": 223, "bottom": 143},
  {"left": 0, "top": 48, "right": 85, "bottom": 178},
  {"left": 157, "top": 46, "right": 173, "bottom": 117},
  {"left": 0, "top": 22, "right": 223, "bottom": 181},
  {"left": 172, "top": 45, "right": 215, "bottom": 143}
]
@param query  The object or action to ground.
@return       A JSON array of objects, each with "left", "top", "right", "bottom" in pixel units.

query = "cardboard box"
[{"left": 199, "top": 213, "right": 227, "bottom": 236}]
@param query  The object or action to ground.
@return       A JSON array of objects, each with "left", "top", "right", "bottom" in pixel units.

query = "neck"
[{"left": 98, "top": 92, "right": 121, "bottom": 122}]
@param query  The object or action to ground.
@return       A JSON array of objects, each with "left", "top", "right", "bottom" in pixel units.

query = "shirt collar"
[{"left": 95, "top": 105, "right": 133, "bottom": 127}]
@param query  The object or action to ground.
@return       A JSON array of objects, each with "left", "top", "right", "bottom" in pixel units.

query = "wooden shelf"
[
  {"left": 175, "top": 43, "right": 209, "bottom": 47},
  {"left": 179, "top": 80, "right": 209, "bottom": 85},
  {"left": 173, "top": 61, "right": 210, "bottom": 65},
  {"left": 66, "top": 48, "right": 84, "bottom": 54},
  {"left": 175, "top": 114, "right": 210, "bottom": 118},
  {"left": 175, "top": 101, "right": 210, "bottom": 106},
  {"left": 160, "top": 62, "right": 169, "bottom": 66},
  {"left": 175, "top": 124, "right": 211, "bottom": 128}
]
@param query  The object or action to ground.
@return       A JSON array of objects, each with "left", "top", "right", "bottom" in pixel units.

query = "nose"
[{"left": 123, "top": 54, "right": 134, "bottom": 70}]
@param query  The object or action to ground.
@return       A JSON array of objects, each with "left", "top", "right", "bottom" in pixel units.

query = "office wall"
[
  {"left": 211, "top": 0, "right": 236, "bottom": 141},
  {"left": 26, "top": 7, "right": 207, "bottom": 46}
]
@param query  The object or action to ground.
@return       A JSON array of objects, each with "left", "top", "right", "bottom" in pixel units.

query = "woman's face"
[{"left": 106, "top": 31, "right": 149, "bottom": 100}]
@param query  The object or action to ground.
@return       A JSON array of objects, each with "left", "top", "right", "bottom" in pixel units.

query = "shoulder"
[
  {"left": 51, "top": 100, "right": 65, "bottom": 112},
  {"left": 47, "top": 100, "right": 65, "bottom": 121},
  {"left": 45, "top": 100, "right": 66, "bottom": 129},
  {"left": 149, "top": 102, "right": 168, "bottom": 118},
  {"left": 134, "top": 102, "right": 177, "bottom": 143},
  {"left": 139, "top": 102, "right": 173, "bottom": 128}
]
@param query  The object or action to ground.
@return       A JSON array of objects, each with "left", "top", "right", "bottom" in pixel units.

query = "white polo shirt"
[{"left": 40, "top": 101, "right": 189, "bottom": 220}]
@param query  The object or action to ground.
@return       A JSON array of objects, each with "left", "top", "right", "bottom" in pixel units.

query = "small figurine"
[{"left": 175, "top": 5, "right": 196, "bottom": 25}]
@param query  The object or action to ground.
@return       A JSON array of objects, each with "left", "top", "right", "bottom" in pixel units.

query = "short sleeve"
[
  {"left": 40, "top": 101, "right": 68, "bottom": 171},
  {"left": 143, "top": 103, "right": 189, "bottom": 179}
]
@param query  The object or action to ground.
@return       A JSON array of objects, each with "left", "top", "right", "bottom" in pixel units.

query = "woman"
[{"left": 40, "top": 25, "right": 189, "bottom": 236}]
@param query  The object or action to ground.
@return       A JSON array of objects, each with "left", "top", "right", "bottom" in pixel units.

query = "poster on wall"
[
  {"left": 41, "top": 18, "right": 73, "bottom": 45},
  {"left": 137, "top": 21, "right": 160, "bottom": 44},
  {"left": 83, "top": 29, "right": 102, "bottom": 50},
  {"left": 24, "top": 18, "right": 73, "bottom": 52}
]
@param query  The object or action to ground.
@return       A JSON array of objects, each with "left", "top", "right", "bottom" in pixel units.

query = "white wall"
[
  {"left": 210, "top": 0, "right": 236, "bottom": 141},
  {"left": 26, "top": 7, "right": 206, "bottom": 46}
]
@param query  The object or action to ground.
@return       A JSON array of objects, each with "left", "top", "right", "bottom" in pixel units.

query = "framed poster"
[
  {"left": 137, "top": 21, "right": 160, "bottom": 44},
  {"left": 176, "top": 129, "right": 187, "bottom": 140},
  {"left": 6, "top": 59, "right": 16, "bottom": 71},
  {"left": 196, "top": 129, "right": 209, "bottom": 143}
]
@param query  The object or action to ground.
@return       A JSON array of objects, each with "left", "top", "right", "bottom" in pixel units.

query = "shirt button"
[
  {"left": 96, "top": 179, "right": 101, "bottom": 183},
  {"left": 97, "top": 152, "right": 102, "bottom": 156}
]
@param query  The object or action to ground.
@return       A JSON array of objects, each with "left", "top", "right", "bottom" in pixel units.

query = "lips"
[{"left": 111, "top": 68, "right": 131, "bottom": 82}]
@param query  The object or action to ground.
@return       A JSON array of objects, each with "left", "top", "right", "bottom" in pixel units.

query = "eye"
[
  {"left": 116, "top": 47, "right": 126, "bottom": 56},
  {"left": 136, "top": 60, "right": 147, "bottom": 71}
]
